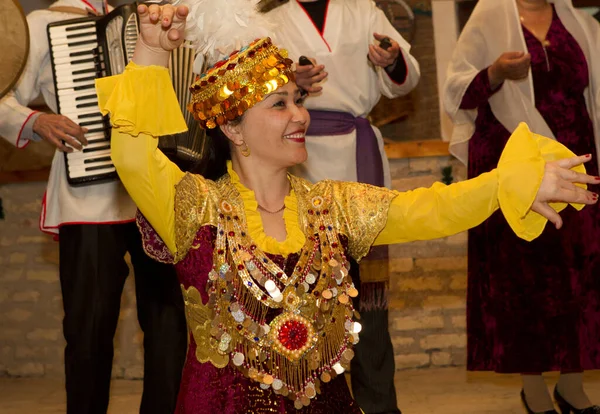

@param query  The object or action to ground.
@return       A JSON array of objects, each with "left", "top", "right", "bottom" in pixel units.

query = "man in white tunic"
[
  {"left": 0, "top": 1, "right": 186, "bottom": 412},
  {"left": 263, "top": 1, "right": 420, "bottom": 413}
]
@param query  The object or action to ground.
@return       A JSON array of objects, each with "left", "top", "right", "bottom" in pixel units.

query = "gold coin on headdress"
[
  {"left": 294, "top": 400, "right": 304, "bottom": 410},
  {"left": 266, "top": 55, "right": 279, "bottom": 67},
  {"left": 320, "top": 372, "right": 331, "bottom": 383},
  {"left": 338, "top": 294, "right": 349, "bottom": 304},
  {"left": 321, "top": 290, "right": 333, "bottom": 300},
  {"left": 347, "top": 287, "right": 359, "bottom": 298},
  {"left": 305, "top": 386, "right": 316, "bottom": 399},
  {"left": 301, "top": 396, "right": 311, "bottom": 406}
]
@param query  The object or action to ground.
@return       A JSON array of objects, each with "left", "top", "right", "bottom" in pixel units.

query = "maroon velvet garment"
[
  {"left": 136, "top": 218, "right": 363, "bottom": 413},
  {"left": 463, "top": 8, "right": 600, "bottom": 373}
]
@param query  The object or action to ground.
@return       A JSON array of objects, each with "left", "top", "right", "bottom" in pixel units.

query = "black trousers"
[
  {"left": 59, "top": 222, "right": 187, "bottom": 414},
  {"left": 350, "top": 258, "right": 401, "bottom": 414}
]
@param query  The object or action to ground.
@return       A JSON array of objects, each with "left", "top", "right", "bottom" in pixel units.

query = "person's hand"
[
  {"left": 32, "top": 113, "right": 88, "bottom": 152},
  {"left": 532, "top": 154, "right": 600, "bottom": 229},
  {"left": 295, "top": 57, "right": 328, "bottom": 93},
  {"left": 132, "top": 4, "right": 188, "bottom": 67},
  {"left": 368, "top": 33, "right": 400, "bottom": 68},
  {"left": 488, "top": 51, "right": 531, "bottom": 89}
]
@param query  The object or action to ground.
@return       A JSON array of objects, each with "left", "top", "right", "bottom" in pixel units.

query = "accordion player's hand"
[{"left": 133, "top": 3, "right": 188, "bottom": 67}]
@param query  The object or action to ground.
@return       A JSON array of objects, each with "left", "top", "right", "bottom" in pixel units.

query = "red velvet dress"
[
  {"left": 464, "top": 9, "right": 600, "bottom": 372},
  {"left": 137, "top": 220, "right": 363, "bottom": 414}
]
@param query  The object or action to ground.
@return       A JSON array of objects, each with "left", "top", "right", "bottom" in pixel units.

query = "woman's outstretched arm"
[{"left": 96, "top": 4, "right": 189, "bottom": 254}]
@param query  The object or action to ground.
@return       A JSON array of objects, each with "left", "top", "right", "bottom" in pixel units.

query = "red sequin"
[{"left": 278, "top": 320, "right": 308, "bottom": 350}]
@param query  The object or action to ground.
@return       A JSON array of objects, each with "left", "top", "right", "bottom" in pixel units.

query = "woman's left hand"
[
  {"left": 368, "top": 33, "right": 401, "bottom": 68},
  {"left": 532, "top": 154, "right": 599, "bottom": 229},
  {"left": 132, "top": 3, "right": 188, "bottom": 67}
]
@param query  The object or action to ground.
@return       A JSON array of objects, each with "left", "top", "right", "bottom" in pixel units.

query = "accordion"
[
  {"left": 47, "top": 3, "right": 138, "bottom": 186},
  {"left": 158, "top": 43, "right": 208, "bottom": 173},
  {"left": 48, "top": 3, "right": 206, "bottom": 186}
]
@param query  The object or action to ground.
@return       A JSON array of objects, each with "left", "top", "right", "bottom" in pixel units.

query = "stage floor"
[{"left": 0, "top": 367, "right": 598, "bottom": 413}]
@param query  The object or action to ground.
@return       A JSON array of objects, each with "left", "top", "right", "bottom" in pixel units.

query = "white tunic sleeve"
[{"left": 0, "top": 10, "right": 51, "bottom": 148}]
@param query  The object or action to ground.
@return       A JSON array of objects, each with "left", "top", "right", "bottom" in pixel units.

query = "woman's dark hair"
[{"left": 190, "top": 117, "right": 242, "bottom": 180}]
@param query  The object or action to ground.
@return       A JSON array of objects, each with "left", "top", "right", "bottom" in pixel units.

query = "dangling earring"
[{"left": 240, "top": 141, "right": 251, "bottom": 157}]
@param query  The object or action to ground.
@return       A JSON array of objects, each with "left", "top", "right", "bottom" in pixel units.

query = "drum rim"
[{"left": 1, "top": 0, "right": 30, "bottom": 99}]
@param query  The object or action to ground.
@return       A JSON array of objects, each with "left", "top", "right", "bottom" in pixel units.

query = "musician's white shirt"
[
  {"left": 0, "top": 0, "right": 137, "bottom": 234},
  {"left": 268, "top": 0, "right": 420, "bottom": 187}
]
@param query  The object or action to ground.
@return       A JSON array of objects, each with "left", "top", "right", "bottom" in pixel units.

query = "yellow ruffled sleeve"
[
  {"left": 374, "top": 123, "right": 586, "bottom": 245},
  {"left": 95, "top": 62, "right": 189, "bottom": 254},
  {"left": 96, "top": 62, "right": 187, "bottom": 136}
]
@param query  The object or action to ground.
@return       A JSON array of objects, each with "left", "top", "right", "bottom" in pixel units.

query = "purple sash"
[{"left": 306, "top": 110, "right": 385, "bottom": 187}]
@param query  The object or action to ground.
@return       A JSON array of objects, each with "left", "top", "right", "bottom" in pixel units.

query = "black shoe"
[
  {"left": 553, "top": 386, "right": 600, "bottom": 414},
  {"left": 521, "top": 389, "right": 559, "bottom": 414}
]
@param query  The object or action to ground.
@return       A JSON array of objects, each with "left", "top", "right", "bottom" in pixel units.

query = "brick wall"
[
  {"left": 387, "top": 156, "right": 469, "bottom": 370},
  {"left": 0, "top": 182, "right": 144, "bottom": 379},
  {"left": 0, "top": 156, "right": 468, "bottom": 379}
]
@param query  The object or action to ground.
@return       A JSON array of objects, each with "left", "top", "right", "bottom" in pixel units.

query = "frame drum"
[{"left": 0, "top": 0, "right": 29, "bottom": 99}]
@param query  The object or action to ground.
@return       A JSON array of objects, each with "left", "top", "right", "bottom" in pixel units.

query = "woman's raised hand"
[
  {"left": 133, "top": 3, "right": 188, "bottom": 67},
  {"left": 532, "top": 154, "right": 599, "bottom": 229}
]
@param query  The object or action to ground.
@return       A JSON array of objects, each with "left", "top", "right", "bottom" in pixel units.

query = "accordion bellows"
[{"left": 187, "top": 37, "right": 295, "bottom": 129}]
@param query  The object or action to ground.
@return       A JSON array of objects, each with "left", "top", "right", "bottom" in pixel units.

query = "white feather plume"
[{"left": 180, "top": 0, "right": 278, "bottom": 66}]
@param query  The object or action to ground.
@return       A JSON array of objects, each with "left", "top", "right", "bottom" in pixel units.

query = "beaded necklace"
[{"left": 205, "top": 190, "right": 361, "bottom": 409}]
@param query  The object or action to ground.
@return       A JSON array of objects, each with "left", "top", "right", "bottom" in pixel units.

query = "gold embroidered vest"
[{"left": 174, "top": 173, "right": 395, "bottom": 410}]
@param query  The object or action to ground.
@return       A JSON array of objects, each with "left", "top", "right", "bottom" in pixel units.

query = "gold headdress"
[
  {"left": 187, "top": 37, "right": 294, "bottom": 129},
  {"left": 180, "top": 0, "right": 292, "bottom": 129}
]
